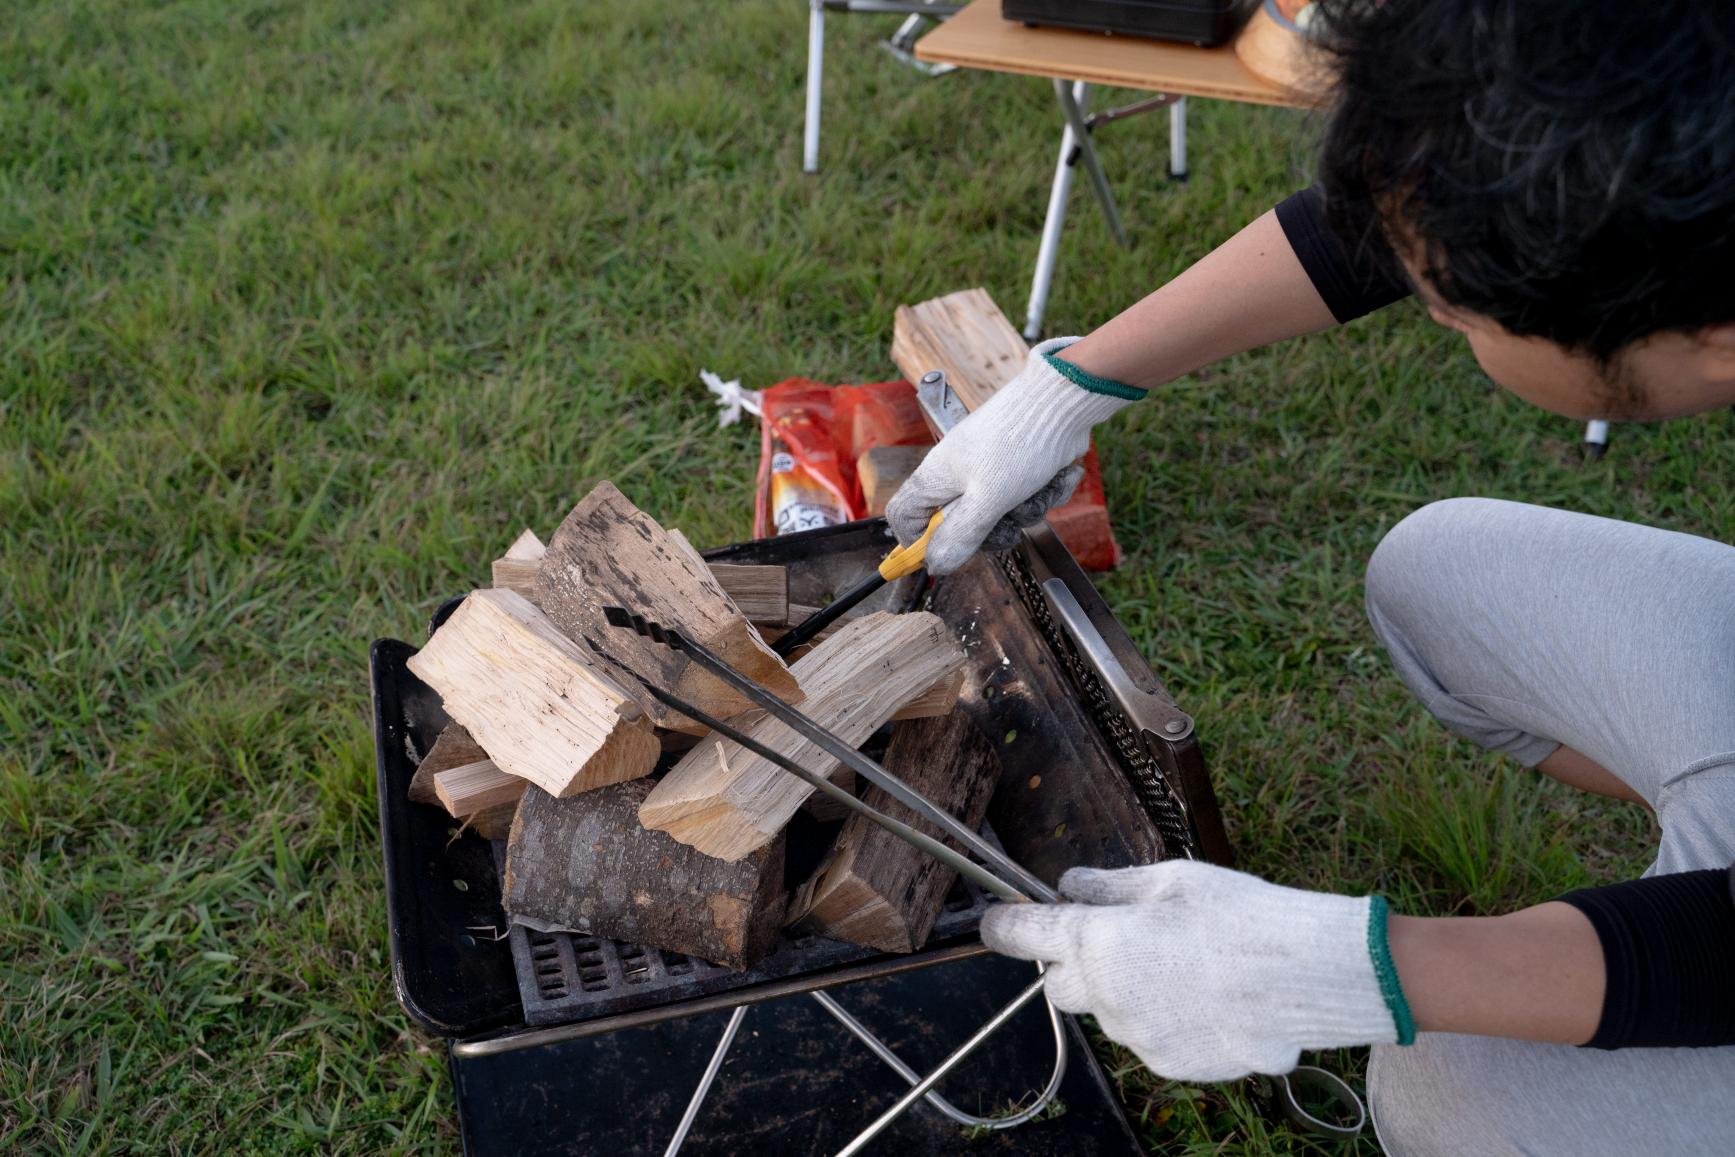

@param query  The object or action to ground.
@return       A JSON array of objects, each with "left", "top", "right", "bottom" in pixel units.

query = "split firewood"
[
  {"left": 639, "top": 611, "right": 967, "bottom": 861},
  {"left": 791, "top": 709, "right": 1000, "bottom": 953},
  {"left": 856, "top": 444, "right": 930, "bottom": 518},
  {"left": 407, "top": 722, "right": 490, "bottom": 806},
  {"left": 535, "top": 483, "right": 801, "bottom": 731},
  {"left": 406, "top": 587, "right": 661, "bottom": 798},
  {"left": 467, "top": 800, "right": 519, "bottom": 841},
  {"left": 708, "top": 564, "right": 788, "bottom": 624},
  {"left": 490, "top": 528, "right": 546, "bottom": 600},
  {"left": 433, "top": 759, "right": 526, "bottom": 818},
  {"left": 890, "top": 287, "right": 1028, "bottom": 413},
  {"left": 667, "top": 528, "right": 791, "bottom": 626},
  {"left": 504, "top": 779, "right": 786, "bottom": 970}
]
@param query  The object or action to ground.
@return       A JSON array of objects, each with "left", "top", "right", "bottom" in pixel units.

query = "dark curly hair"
[{"left": 1313, "top": 0, "right": 1735, "bottom": 361}]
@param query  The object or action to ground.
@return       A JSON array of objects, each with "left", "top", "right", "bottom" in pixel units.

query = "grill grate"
[
  {"left": 997, "top": 550, "right": 1198, "bottom": 859},
  {"left": 509, "top": 863, "right": 993, "bottom": 1027}
]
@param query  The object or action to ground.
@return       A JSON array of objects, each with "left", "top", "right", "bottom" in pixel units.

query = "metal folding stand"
[
  {"left": 805, "top": 0, "right": 963, "bottom": 173},
  {"left": 1027, "top": 81, "right": 1188, "bottom": 339},
  {"left": 663, "top": 968, "right": 1066, "bottom": 1156}
]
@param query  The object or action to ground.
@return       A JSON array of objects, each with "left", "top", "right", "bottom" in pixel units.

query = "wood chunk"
[
  {"left": 535, "top": 483, "right": 801, "bottom": 729},
  {"left": 505, "top": 780, "right": 786, "bottom": 970},
  {"left": 408, "top": 723, "right": 489, "bottom": 806},
  {"left": 708, "top": 564, "right": 789, "bottom": 624},
  {"left": 433, "top": 759, "right": 526, "bottom": 818},
  {"left": 892, "top": 668, "right": 963, "bottom": 721},
  {"left": 468, "top": 799, "right": 519, "bottom": 841},
  {"left": 502, "top": 528, "right": 546, "bottom": 561},
  {"left": 793, "top": 709, "right": 1001, "bottom": 952},
  {"left": 799, "top": 768, "right": 857, "bottom": 822},
  {"left": 491, "top": 528, "right": 546, "bottom": 600},
  {"left": 891, "top": 288, "right": 1029, "bottom": 414},
  {"left": 639, "top": 611, "right": 967, "bottom": 861},
  {"left": 406, "top": 588, "right": 661, "bottom": 798},
  {"left": 857, "top": 444, "right": 930, "bottom": 517}
]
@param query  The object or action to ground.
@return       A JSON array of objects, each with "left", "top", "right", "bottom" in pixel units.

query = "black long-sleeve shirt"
[{"left": 1273, "top": 185, "right": 1735, "bottom": 1050}]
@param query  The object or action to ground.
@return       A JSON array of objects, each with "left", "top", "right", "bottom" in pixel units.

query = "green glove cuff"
[
  {"left": 1042, "top": 352, "right": 1148, "bottom": 402},
  {"left": 1367, "top": 896, "right": 1418, "bottom": 1045}
]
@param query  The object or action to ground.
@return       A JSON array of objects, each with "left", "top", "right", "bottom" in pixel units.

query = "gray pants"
[{"left": 1361, "top": 498, "right": 1735, "bottom": 1157}]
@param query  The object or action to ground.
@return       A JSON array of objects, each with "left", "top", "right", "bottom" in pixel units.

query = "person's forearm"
[
  {"left": 1059, "top": 209, "right": 1339, "bottom": 392},
  {"left": 1388, "top": 902, "right": 1606, "bottom": 1045}
]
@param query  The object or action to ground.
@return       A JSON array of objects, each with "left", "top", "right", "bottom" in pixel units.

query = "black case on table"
[{"left": 1003, "top": 0, "right": 1254, "bottom": 48}]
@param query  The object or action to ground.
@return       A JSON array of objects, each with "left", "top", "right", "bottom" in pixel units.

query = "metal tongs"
[{"left": 603, "top": 606, "right": 1057, "bottom": 906}]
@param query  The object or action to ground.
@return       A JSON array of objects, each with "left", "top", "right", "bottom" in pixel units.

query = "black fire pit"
[{"left": 370, "top": 517, "right": 1230, "bottom": 1154}]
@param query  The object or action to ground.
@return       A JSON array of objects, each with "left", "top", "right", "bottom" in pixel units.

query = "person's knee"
[
  {"left": 1369, "top": 1038, "right": 1523, "bottom": 1157},
  {"left": 1365, "top": 498, "right": 1502, "bottom": 634}
]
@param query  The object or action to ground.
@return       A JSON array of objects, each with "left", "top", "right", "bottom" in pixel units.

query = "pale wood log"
[
  {"left": 857, "top": 444, "right": 930, "bottom": 517},
  {"left": 406, "top": 588, "right": 661, "bottom": 798},
  {"left": 890, "top": 287, "right": 1029, "bottom": 413},
  {"left": 893, "top": 668, "right": 963, "bottom": 721},
  {"left": 407, "top": 723, "right": 489, "bottom": 806},
  {"left": 639, "top": 611, "right": 967, "bottom": 861},
  {"left": 535, "top": 483, "right": 801, "bottom": 730},
  {"left": 490, "top": 528, "right": 547, "bottom": 600},
  {"left": 433, "top": 759, "right": 526, "bottom": 817},
  {"left": 505, "top": 779, "right": 786, "bottom": 970},
  {"left": 791, "top": 709, "right": 1000, "bottom": 952}
]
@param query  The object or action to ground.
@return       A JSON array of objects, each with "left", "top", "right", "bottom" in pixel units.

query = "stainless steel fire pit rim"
[{"left": 451, "top": 941, "right": 993, "bottom": 1058}]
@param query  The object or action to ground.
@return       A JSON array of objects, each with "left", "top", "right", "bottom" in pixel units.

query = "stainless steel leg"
[
  {"left": 811, "top": 972, "right": 1067, "bottom": 1131},
  {"left": 1025, "top": 81, "right": 1087, "bottom": 340},
  {"left": 1053, "top": 78, "right": 1128, "bottom": 249},
  {"left": 662, "top": 1004, "right": 749, "bottom": 1157},
  {"left": 834, "top": 973, "right": 1051, "bottom": 1156},
  {"left": 1169, "top": 97, "right": 1188, "bottom": 179},
  {"left": 804, "top": 0, "right": 825, "bottom": 173}
]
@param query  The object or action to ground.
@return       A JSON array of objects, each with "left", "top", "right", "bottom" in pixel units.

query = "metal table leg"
[
  {"left": 1169, "top": 97, "right": 1188, "bottom": 180},
  {"left": 804, "top": 0, "right": 826, "bottom": 173},
  {"left": 1054, "top": 78, "right": 1129, "bottom": 250},
  {"left": 1026, "top": 81, "right": 1087, "bottom": 340}
]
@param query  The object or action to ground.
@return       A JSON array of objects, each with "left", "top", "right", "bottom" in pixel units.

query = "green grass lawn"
[{"left": 3, "top": 1, "right": 1731, "bottom": 1152}]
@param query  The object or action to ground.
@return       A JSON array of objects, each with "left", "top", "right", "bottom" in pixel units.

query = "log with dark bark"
[
  {"left": 503, "top": 779, "right": 786, "bottom": 970},
  {"left": 791, "top": 709, "right": 1000, "bottom": 952}
]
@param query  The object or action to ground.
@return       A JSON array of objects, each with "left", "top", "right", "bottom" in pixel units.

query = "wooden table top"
[{"left": 915, "top": 0, "right": 1302, "bottom": 108}]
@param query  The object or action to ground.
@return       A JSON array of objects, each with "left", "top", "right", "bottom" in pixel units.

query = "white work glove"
[
  {"left": 885, "top": 337, "right": 1144, "bottom": 574},
  {"left": 981, "top": 860, "right": 1413, "bottom": 1082}
]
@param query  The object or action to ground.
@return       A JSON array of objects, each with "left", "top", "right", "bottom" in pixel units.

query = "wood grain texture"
[
  {"left": 491, "top": 528, "right": 546, "bottom": 600},
  {"left": 707, "top": 563, "right": 789, "bottom": 624},
  {"left": 433, "top": 759, "right": 526, "bottom": 817},
  {"left": 406, "top": 587, "right": 661, "bottom": 798},
  {"left": 891, "top": 287, "right": 1029, "bottom": 414},
  {"left": 504, "top": 779, "right": 786, "bottom": 970},
  {"left": 792, "top": 709, "right": 1000, "bottom": 952},
  {"left": 913, "top": 0, "right": 1301, "bottom": 108},
  {"left": 407, "top": 722, "right": 489, "bottom": 806},
  {"left": 535, "top": 482, "right": 801, "bottom": 729},
  {"left": 857, "top": 444, "right": 930, "bottom": 517},
  {"left": 639, "top": 611, "right": 968, "bottom": 861}
]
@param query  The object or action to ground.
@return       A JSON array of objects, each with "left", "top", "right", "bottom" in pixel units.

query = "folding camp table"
[{"left": 914, "top": 0, "right": 1299, "bottom": 341}]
